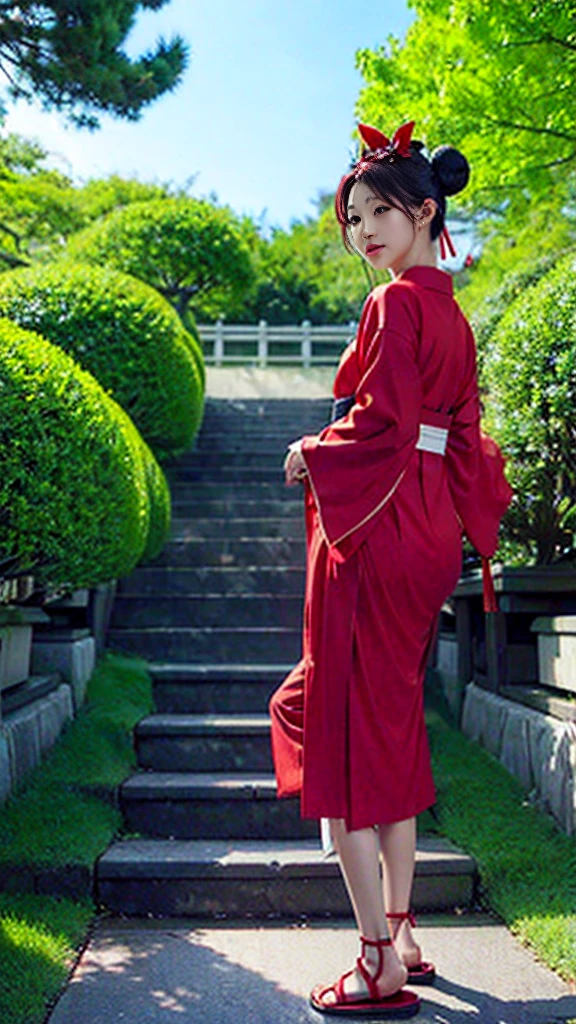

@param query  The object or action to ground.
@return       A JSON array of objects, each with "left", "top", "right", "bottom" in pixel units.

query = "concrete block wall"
[
  {"left": 460, "top": 681, "right": 576, "bottom": 836},
  {"left": 2, "top": 684, "right": 74, "bottom": 793},
  {"left": 1, "top": 634, "right": 96, "bottom": 803}
]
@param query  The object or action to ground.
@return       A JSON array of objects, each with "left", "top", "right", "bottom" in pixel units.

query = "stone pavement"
[
  {"left": 47, "top": 911, "right": 576, "bottom": 1024},
  {"left": 205, "top": 364, "right": 336, "bottom": 398}
]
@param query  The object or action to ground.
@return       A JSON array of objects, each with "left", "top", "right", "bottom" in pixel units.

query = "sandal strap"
[
  {"left": 360, "top": 934, "right": 393, "bottom": 947},
  {"left": 385, "top": 909, "right": 417, "bottom": 927},
  {"left": 333, "top": 967, "right": 356, "bottom": 1005},
  {"left": 357, "top": 934, "right": 392, "bottom": 999}
]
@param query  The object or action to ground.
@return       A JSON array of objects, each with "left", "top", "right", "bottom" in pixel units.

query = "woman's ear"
[{"left": 417, "top": 197, "right": 437, "bottom": 228}]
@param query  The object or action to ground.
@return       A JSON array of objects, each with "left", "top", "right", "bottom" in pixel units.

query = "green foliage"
[
  {"left": 0, "top": 0, "right": 189, "bottom": 129},
  {"left": 0, "top": 134, "right": 84, "bottom": 271},
  {"left": 0, "top": 318, "right": 156, "bottom": 589},
  {"left": 65, "top": 197, "right": 255, "bottom": 332},
  {"left": 75, "top": 174, "right": 177, "bottom": 223},
  {"left": 238, "top": 199, "right": 373, "bottom": 325},
  {"left": 355, "top": 0, "right": 576, "bottom": 216},
  {"left": 483, "top": 251, "right": 576, "bottom": 564},
  {"left": 139, "top": 438, "right": 172, "bottom": 563},
  {"left": 0, "top": 261, "right": 204, "bottom": 460},
  {"left": 0, "top": 892, "right": 96, "bottom": 1024},
  {"left": 457, "top": 177, "right": 576, "bottom": 345}
]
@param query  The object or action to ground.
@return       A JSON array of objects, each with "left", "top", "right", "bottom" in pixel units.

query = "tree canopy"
[
  {"left": 65, "top": 197, "right": 256, "bottom": 325},
  {"left": 355, "top": 0, "right": 576, "bottom": 218},
  {"left": 0, "top": 0, "right": 189, "bottom": 128}
]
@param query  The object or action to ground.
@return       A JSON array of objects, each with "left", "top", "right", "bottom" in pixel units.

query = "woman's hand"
[{"left": 284, "top": 438, "right": 308, "bottom": 486}]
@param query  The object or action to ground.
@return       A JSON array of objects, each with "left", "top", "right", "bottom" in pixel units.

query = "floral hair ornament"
[{"left": 353, "top": 120, "right": 416, "bottom": 178}]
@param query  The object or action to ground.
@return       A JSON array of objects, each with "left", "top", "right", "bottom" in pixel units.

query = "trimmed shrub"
[
  {"left": 140, "top": 437, "right": 172, "bottom": 563},
  {"left": 0, "top": 262, "right": 204, "bottom": 462},
  {"left": 64, "top": 196, "right": 256, "bottom": 358},
  {"left": 0, "top": 317, "right": 170, "bottom": 589},
  {"left": 470, "top": 250, "right": 567, "bottom": 375},
  {"left": 484, "top": 251, "right": 576, "bottom": 564}
]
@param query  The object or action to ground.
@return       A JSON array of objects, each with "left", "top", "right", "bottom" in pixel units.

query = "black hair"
[{"left": 334, "top": 135, "right": 470, "bottom": 255}]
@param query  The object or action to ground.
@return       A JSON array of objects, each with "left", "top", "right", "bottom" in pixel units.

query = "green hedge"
[
  {"left": 64, "top": 196, "right": 256, "bottom": 355},
  {"left": 139, "top": 435, "right": 172, "bottom": 563},
  {"left": 484, "top": 251, "right": 576, "bottom": 564},
  {"left": 0, "top": 262, "right": 204, "bottom": 462},
  {"left": 0, "top": 318, "right": 170, "bottom": 589}
]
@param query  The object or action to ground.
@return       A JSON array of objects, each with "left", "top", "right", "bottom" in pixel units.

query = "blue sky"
[{"left": 1, "top": 0, "right": 416, "bottom": 234}]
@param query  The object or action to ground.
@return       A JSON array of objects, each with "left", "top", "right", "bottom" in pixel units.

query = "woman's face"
[{"left": 346, "top": 178, "right": 435, "bottom": 273}]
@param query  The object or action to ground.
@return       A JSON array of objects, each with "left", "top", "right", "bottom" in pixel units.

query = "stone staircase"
[{"left": 96, "top": 397, "right": 477, "bottom": 918}]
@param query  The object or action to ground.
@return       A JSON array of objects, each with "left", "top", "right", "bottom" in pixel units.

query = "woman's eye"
[{"left": 375, "top": 205, "right": 390, "bottom": 214}]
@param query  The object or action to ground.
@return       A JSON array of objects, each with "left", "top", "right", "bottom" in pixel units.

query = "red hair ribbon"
[
  {"left": 482, "top": 555, "right": 498, "bottom": 613},
  {"left": 439, "top": 222, "right": 457, "bottom": 260},
  {"left": 354, "top": 120, "right": 416, "bottom": 176}
]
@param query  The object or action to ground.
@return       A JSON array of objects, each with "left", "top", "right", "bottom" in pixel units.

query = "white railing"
[{"left": 196, "top": 319, "right": 358, "bottom": 367}]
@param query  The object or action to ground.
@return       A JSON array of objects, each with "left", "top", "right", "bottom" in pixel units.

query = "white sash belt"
[{"left": 415, "top": 423, "right": 449, "bottom": 456}]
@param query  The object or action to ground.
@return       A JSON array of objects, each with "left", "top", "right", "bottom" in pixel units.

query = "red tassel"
[
  {"left": 439, "top": 232, "right": 446, "bottom": 260},
  {"left": 482, "top": 555, "right": 498, "bottom": 613},
  {"left": 439, "top": 223, "right": 457, "bottom": 259}
]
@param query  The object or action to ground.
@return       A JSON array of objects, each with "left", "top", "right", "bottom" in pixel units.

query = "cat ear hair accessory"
[{"left": 353, "top": 120, "right": 416, "bottom": 178}]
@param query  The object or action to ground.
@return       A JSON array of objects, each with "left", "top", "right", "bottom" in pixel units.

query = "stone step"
[
  {"left": 116, "top": 566, "right": 305, "bottom": 597},
  {"left": 147, "top": 537, "right": 306, "bottom": 567},
  {"left": 107, "top": 626, "right": 301, "bottom": 662},
  {"left": 191, "top": 430, "right": 317, "bottom": 452},
  {"left": 173, "top": 451, "right": 289, "bottom": 468},
  {"left": 169, "top": 517, "right": 303, "bottom": 540},
  {"left": 198, "top": 399, "right": 331, "bottom": 428},
  {"left": 167, "top": 481, "right": 301, "bottom": 499},
  {"left": 135, "top": 713, "right": 273, "bottom": 772},
  {"left": 111, "top": 594, "right": 304, "bottom": 629},
  {"left": 169, "top": 499, "right": 303, "bottom": 518},
  {"left": 201, "top": 397, "right": 330, "bottom": 413},
  {"left": 120, "top": 771, "right": 316, "bottom": 839},
  {"left": 189, "top": 421, "right": 326, "bottom": 439},
  {"left": 96, "top": 835, "right": 478, "bottom": 919},
  {"left": 166, "top": 466, "right": 288, "bottom": 484},
  {"left": 150, "top": 662, "right": 292, "bottom": 714}
]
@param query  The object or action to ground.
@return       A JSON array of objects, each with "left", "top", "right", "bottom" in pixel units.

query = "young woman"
[{"left": 270, "top": 120, "right": 514, "bottom": 1018}]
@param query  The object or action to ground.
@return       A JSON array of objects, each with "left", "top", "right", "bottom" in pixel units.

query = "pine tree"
[{"left": 0, "top": 1, "right": 189, "bottom": 128}]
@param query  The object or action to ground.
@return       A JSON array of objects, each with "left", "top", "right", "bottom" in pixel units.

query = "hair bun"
[{"left": 430, "top": 145, "right": 469, "bottom": 197}]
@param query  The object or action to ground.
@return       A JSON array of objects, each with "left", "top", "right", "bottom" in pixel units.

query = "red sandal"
[
  {"left": 309, "top": 934, "right": 421, "bottom": 1017},
  {"left": 385, "top": 910, "right": 436, "bottom": 985}
]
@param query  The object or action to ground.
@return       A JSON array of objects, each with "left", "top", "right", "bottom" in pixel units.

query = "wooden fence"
[{"left": 196, "top": 319, "right": 358, "bottom": 367}]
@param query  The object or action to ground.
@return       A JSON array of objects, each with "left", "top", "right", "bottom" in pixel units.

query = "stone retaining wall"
[{"left": 460, "top": 682, "right": 576, "bottom": 836}]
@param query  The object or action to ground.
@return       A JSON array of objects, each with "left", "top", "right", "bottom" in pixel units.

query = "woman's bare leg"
[
  {"left": 317, "top": 818, "right": 407, "bottom": 1003},
  {"left": 377, "top": 816, "right": 422, "bottom": 963}
]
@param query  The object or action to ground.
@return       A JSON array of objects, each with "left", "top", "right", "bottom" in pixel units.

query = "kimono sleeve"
[
  {"left": 299, "top": 284, "right": 422, "bottom": 562},
  {"left": 445, "top": 325, "right": 514, "bottom": 559}
]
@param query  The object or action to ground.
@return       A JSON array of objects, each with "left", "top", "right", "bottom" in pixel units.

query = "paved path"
[
  {"left": 47, "top": 911, "right": 576, "bottom": 1023},
  {"left": 205, "top": 365, "right": 336, "bottom": 398}
]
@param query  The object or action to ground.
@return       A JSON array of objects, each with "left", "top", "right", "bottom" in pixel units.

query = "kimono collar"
[{"left": 395, "top": 265, "right": 453, "bottom": 296}]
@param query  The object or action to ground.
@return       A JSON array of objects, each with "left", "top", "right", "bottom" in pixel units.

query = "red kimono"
[{"left": 269, "top": 265, "right": 513, "bottom": 831}]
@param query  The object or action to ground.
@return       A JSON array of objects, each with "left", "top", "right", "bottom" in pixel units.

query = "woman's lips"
[{"left": 366, "top": 245, "right": 385, "bottom": 255}]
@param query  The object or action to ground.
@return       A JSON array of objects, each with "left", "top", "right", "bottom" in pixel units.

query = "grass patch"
[
  {"left": 0, "top": 892, "right": 95, "bottom": 1024},
  {"left": 425, "top": 666, "right": 576, "bottom": 987},
  {"left": 0, "top": 650, "right": 153, "bottom": 1024},
  {"left": 0, "top": 650, "right": 153, "bottom": 869}
]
